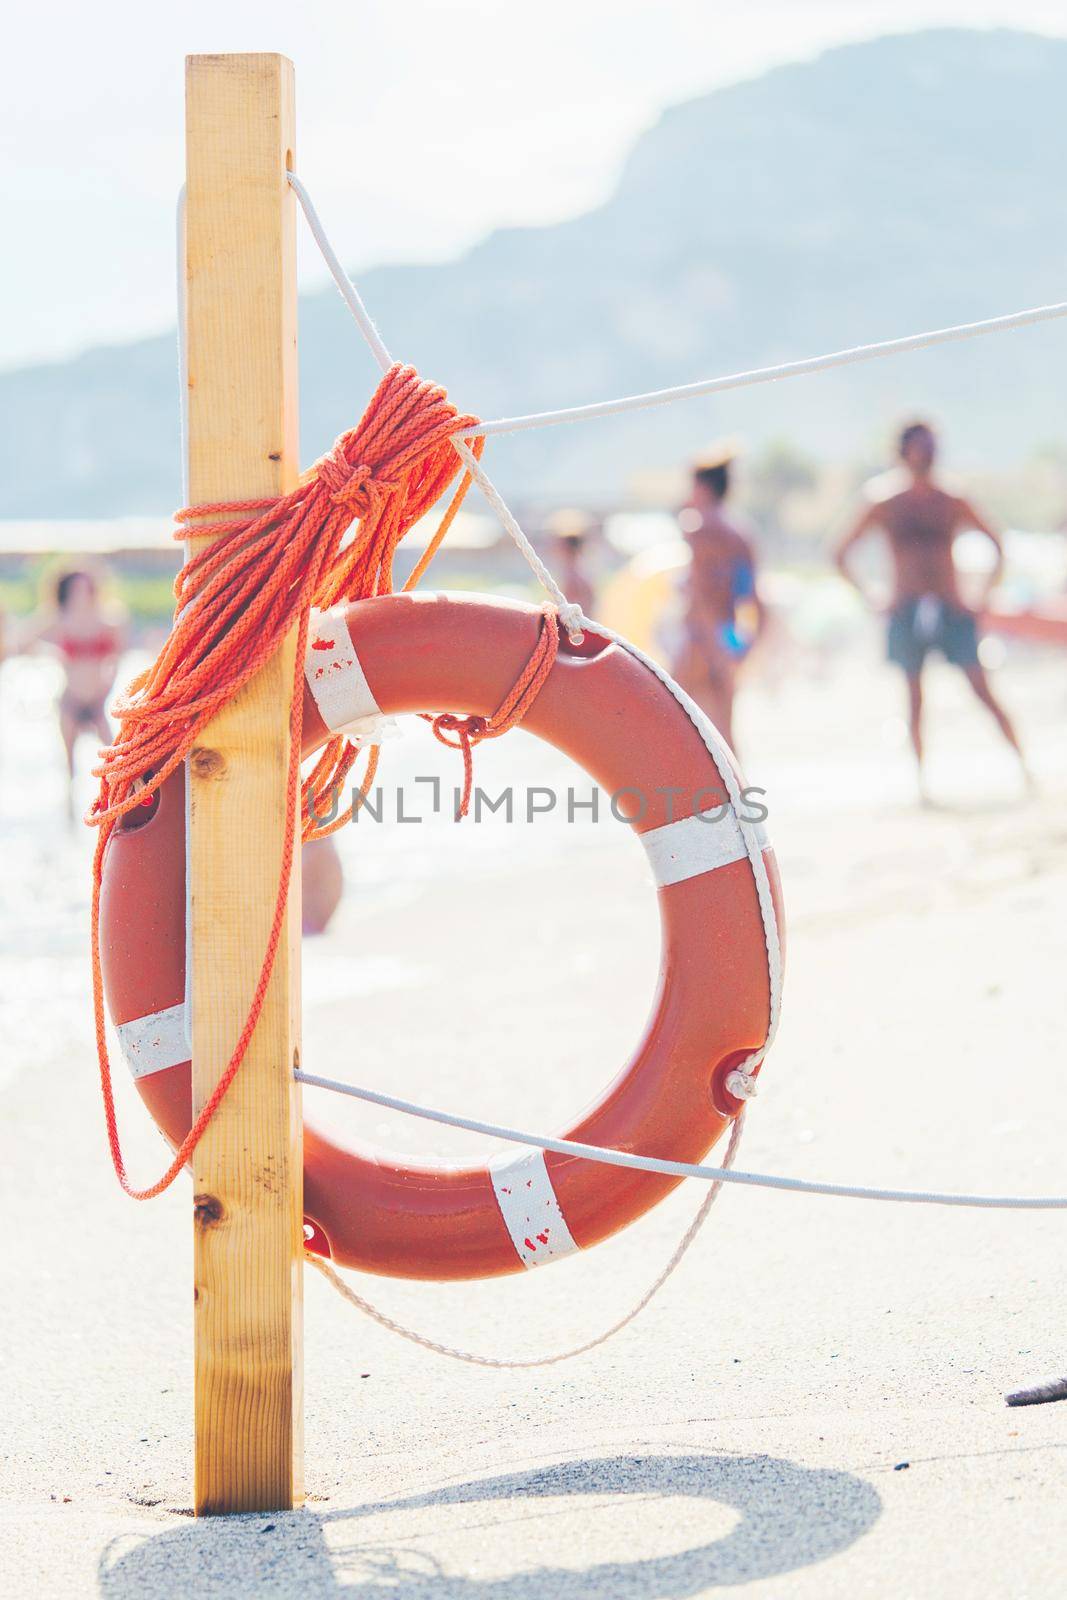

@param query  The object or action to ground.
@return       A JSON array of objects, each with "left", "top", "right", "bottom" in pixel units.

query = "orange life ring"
[{"left": 100, "top": 592, "right": 783, "bottom": 1281}]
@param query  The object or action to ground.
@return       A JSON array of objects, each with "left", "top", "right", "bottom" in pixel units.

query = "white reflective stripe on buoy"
[
  {"left": 116, "top": 1002, "right": 189, "bottom": 1080},
  {"left": 641, "top": 808, "right": 769, "bottom": 888},
  {"left": 488, "top": 1147, "right": 579, "bottom": 1269},
  {"left": 305, "top": 607, "right": 388, "bottom": 741}
]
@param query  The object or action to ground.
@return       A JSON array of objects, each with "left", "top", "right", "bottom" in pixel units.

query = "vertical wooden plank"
[{"left": 185, "top": 52, "right": 303, "bottom": 1516}]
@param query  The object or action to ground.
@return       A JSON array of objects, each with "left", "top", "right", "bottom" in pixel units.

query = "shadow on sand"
[{"left": 98, "top": 1451, "right": 881, "bottom": 1597}]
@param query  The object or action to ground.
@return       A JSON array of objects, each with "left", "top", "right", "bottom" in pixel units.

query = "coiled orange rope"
[{"left": 87, "top": 362, "right": 555, "bottom": 1199}]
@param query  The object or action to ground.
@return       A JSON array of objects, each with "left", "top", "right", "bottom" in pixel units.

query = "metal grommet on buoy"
[{"left": 100, "top": 591, "right": 784, "bottom": 1282}]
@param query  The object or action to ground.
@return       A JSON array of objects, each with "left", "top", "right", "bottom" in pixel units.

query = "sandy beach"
[{"left": 2, "top": 627, "right": 1066, "bottom": 1597}]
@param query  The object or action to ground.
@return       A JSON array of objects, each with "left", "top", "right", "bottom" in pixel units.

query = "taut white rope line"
[
  {"left": 287, "top": 172, "right": 583, "bottom": 640},
  {"left": 286, "top": 172, "right": 1067, "bottom": 441},
  {"left": 288, "top": 173, "right": 392, "bottom": 371},
  {"left": 471, "top": 302, "right": 1067, "bottom": 437},
  {"left": 290, "top": 171, "right": 780, "bottom": 1076},
  {"left": 306, "top": 1113, "right": 747, "bottom": 1369},
  {"left": 175, "top": 175, "right": 742, "bottom": 1367},
  {"left": 289, "top": 184, "right": 780, "bottom": 1060},
  {"left": 282, "top": 174, "right": 1062, "bottom": 1374},
  {"left": 286, "top": 175, "right": 773, "bottom": 1364},
  {"left": 288, "top": 175, "right": 781, "bottom": 1356},
  {"left": 451, "top": 435, "right": 586, "bottom": 642},
  {"left": 294, "top": 1069, "right": 1067, "bottom": 1210},
  {"left": 175, "top": 186, "right": 189, "bottom": 506},
  {"left": 579, "top": 612, "right": 782, "bottom": 1063}
]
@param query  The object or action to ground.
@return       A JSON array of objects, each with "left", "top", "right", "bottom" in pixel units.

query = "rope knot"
[
  {"left": 423, "top": 607, "right": 561, "bottom": 821},
  {"left": 317, "top": 446, "right": 390, "bottom": 516},
  {"left": 431, "top": 712, "right": 488, "bottom": 748},
  {"left": 558, "top": 601, "right": 586, "bottom": 645}
]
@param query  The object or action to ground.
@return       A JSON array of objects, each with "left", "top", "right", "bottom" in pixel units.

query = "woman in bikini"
[
  {"left": 669, "top": 444, "right": 766, "bottom": 754},
  {"left": 21, "top": 565, "right": 124, "bottom": 818}
]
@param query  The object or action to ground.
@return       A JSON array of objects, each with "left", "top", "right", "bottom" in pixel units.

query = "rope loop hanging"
[{"left": 424, "top": 604, "right": 561, "bottom": 817}]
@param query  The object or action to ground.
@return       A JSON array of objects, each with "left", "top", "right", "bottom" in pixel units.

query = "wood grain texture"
[{"left": 185, "top": 52, "right": 303, "bottom": 1516}]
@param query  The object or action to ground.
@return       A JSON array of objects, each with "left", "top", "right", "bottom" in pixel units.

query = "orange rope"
[
  {"left": 425, "top": 606, "right": 560, "bottom": 818},
  {"left": 88, "top": 363, "right": 497, "bottom": 1198}
]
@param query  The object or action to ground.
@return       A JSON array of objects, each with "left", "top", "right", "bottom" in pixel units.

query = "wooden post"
[{"left": 184, "top": 52, "right": 303, "bottom": 1516}]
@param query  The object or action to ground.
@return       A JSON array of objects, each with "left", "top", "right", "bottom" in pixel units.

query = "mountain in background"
[{"left": 5, "top": 27, "right": 1066, "bottom": 518}]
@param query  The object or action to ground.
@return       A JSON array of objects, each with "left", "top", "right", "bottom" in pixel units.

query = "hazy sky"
[{"left": 4, "top": 1, "right": 1067, "bottom": 371}]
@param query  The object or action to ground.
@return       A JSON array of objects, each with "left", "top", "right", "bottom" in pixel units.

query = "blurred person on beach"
[
  {"left": 19, "top": 564, "right": 124, "bottom": 819},
  {"left": 544, "top": 508, "right": 597, "bottom": 619},
  {"left": 669, "top": 441, "right": 765, "bottom": 752},
  {"left": 836, "top": 420, "right": 1028, "bottom": 801}
]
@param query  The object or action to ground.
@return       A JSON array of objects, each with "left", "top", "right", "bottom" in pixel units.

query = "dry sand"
[{"left": 1, "top": 638, "right": 1066, "bottom": 1597}]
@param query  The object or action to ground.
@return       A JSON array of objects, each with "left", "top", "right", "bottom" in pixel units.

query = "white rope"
[
  {"left": 293, "top": 165, "right": 779, "bottom": 1052},
  {"left": 288, "top": 174, "right": 392, "bottom": 372},
  {"left": 294, "top": 1069, "right": 1067, "bottom": 1210},
  {"left": 284, "top": 174, "right": 1064, "bottom": 1375},
  {"left": 287, "top": 173, "right": 1062, "bottom": 1206},
  {"left": 289, "top": 174, "right": 777, "bottom": 1358},
  {"left": 175, "top": 186, "right": 189, "bottom": 506},
  {"left": 287, "top": 173, "right": 1067, "bottom": 441},
  {"left": 471, "top": 301, "right": 1067, "bottom": 437},
  {"left": 450, "top": 436, "right": 584, "bottom": 640},
  {"left": 297, "top": 600, "right": 775, "bottom": 1362},
  {"left": 286, "top": 172, "right": 819, "bottom": 1376},
  {"left": 293, "top": 172, "right": 777, "bottom": 1006},
  {"left": 287, "top": 172, "right": 584, "bottom": 641},
  {"left": 306, "top": 1112, "right": 746, "bottom": 1368},
  {"left": 579, "top": 611, "right": 782, "bottom": 1062}
]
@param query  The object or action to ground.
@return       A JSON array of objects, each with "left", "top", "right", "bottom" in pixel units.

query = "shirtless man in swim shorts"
[
  {"left": 670, "top": 445, "right": 765, "bottom": 752},
  {"left": 836, "top": 420, "right": 1027, "bottom": 797}
]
